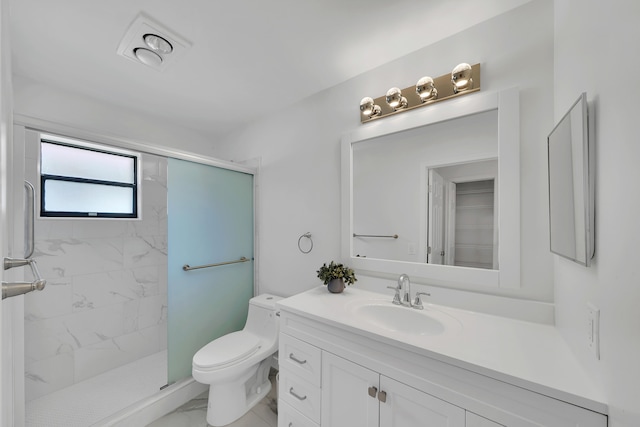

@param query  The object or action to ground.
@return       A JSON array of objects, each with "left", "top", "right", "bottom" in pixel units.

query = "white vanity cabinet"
[
  {"left": 277, "top": 295, "right": 608, "bottom": 427},
  {"left": 322, "top": 351, "right": 465, "bottom": 427},
  {"left": 279, "top": 333, "right": 322, "bottom": 426},
  {"left": 279, "top": 335, "right": 465, "bottom": 427}
]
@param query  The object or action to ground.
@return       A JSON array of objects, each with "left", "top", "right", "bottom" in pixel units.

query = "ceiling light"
[
  {"left": 117, "top": 13, "right": 192, "bottom": 71},
  {"left": 143, "top": 34, "right": 173, "bottom": 54},
  {"left": 451, "top": 63, "right": 473, "bottom": 93},
  {"left": 134, "top": 48, "right": 163, "bottom": 67}
]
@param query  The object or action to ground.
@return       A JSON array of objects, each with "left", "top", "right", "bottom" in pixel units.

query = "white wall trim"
[
  {"left": 341, "top": 88, "right": 521, "bottom": 291},
  {"left": 13, "top": 114, "right": 256, "bottom": 175}
]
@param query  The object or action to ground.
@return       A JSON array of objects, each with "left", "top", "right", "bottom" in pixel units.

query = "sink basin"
[{"left": 352, "top": 302, "right": 459, "bottom": 336}]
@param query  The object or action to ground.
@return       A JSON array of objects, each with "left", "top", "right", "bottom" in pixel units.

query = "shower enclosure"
[{"left": 7, "top": 125, "right": 256, "bottom": 426}]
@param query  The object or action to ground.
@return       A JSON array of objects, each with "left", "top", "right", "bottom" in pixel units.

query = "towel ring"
[{"left": 298, "top": 232, "right": 313, "bottom": 254}]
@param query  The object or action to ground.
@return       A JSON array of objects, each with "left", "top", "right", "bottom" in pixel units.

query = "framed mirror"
[
  {"left": 547, "top": 92, "right": 594, "bottom": 266},
  {"left": 341, "top": 89, "right": 520, "bottom": 289}
]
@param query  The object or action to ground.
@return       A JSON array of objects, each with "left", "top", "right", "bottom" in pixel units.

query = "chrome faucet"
[
  {"left": 388, "top": 274, "right": 431, "bottom": 309},
  {"left": 398, "top": 274, "right": 411, "bottom": 307}
]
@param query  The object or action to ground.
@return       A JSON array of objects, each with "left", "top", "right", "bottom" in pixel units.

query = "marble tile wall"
[{"left": 23, "top": 142, "right": 168, "bottom": 401}]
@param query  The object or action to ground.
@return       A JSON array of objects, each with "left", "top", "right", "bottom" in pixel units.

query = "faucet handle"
[
  {"left": 413, "top": 292, "right": 431, "bottom": 310},
  {"left": 386, "top": 285, "right": 402, "bottom": 305}
]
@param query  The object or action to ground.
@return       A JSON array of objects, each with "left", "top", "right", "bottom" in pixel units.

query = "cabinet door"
[
  {"left": 466, "top": 412, "right": 504, "bottom": 427},
  {"left": 379, "top": 376, "right": 465, "bottom": 427},
  {"left": 321, "top": 352, "right": 379, "bottom": 427}
]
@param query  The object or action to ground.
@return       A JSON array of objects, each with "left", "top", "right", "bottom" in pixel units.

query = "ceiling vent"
[{"left": 117, "top": 13, "right": 191, "bottom": 71}]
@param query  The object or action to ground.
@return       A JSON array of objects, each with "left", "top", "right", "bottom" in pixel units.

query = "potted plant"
[{"left": 316, "top": 261, "right": 357, "bottom": 293}]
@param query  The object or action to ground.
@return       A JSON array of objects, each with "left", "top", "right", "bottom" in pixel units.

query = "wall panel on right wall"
[{"left": 553, "top": 1, "right": 640, "bottom": 425}]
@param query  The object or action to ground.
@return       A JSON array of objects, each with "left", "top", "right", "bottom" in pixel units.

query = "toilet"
[{"left": 192, "top": 293, "right": 282, "bottom": 426}]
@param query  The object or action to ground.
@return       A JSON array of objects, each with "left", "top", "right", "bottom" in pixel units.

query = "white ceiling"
[{"left": 9, "top": 0, "right": 530, "bottom": 139}]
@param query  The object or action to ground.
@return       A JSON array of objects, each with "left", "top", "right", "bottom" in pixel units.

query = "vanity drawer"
[
  {"left": 279, "top": 368, "right": 321, "bottom": 423},
  {"left": 280, "top": 333, "right": 322, "bottom": 386},
  {"left": 278, "top": 400, "right": 319, "bottom": 427}
]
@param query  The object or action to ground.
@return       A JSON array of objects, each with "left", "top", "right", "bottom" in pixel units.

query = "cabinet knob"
[
  {"left": 368, "top": 386, "right": 378, "bottom": 398},
  {"left": 378, "top": 390, "right": 387, "bottom": 403}
]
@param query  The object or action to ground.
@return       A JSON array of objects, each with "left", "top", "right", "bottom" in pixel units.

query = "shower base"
[{"left": 25, "top": 350, "right": 204, "bottom": 426}]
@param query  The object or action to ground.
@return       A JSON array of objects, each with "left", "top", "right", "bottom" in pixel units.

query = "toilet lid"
[{"left": 193, "top": 331, "right": 261, "bottom": 370}]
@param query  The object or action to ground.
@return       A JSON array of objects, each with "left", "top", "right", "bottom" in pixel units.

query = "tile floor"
[{"left": 148, "top": 373, "right": 278, "bottom": 427}]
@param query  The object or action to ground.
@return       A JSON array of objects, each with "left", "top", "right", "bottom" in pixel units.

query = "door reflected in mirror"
[{"left": 427, "top": 160, "right": 497, "bottom": 269}]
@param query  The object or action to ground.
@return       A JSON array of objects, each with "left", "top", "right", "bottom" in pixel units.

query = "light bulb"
[
  {"left": 416, "top": 76, "right": 437, "bottom": 101},
  {"left": 134, "top": 48, "right": 162, "bottom": 67},
  {"left": 143, "top": 34, "right": 173, "bottom": 54},
  {"left": 385, "top": 87, "right": 407, "bottom": 110},
  {"left": 451, "top": 63, "right": 473, "bottom": 93},
  {"left": 360, "top": 97, "right": 381, "bottom": 117}
]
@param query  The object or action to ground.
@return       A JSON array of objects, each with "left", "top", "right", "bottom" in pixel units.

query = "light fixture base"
[{"left": 360, "top": 63, "right": 481, "bottom": 123}]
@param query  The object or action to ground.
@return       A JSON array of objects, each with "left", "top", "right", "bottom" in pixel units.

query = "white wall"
[
  {"left": 553, "top": 1, "right": 640, "bottom": 425},
  {"left": 216, "top": 0, "right": 555, "bottom": 303},
  {"left": 0, "top": 0, "right": 12, "bottom": 422},
  {"left": 13, "top": 75, "right": 214, "bottom": 157}
]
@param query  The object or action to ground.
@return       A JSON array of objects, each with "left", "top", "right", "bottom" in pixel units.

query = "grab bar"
[
  {"left": 2, "top": 181, "right": 47, "bottom": 299},
  {"left": 183, "top": 256, "right": 251, "bottom": 271},
  {"left": 353, "top": 233, "right": 398, "bottom": 239},
  {"left": 2, "top": 258, "right": 47, "bottom": 300},
  {"left": 24, "top": 181, "right": 35, "bottom": 258}
]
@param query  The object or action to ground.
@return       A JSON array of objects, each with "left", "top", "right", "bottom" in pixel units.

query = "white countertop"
[{"left": 277, "top": 286, "right": 608, "bottom": 415}]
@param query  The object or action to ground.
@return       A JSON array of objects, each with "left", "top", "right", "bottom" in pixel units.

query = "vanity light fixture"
[
  {"left": 385, "top": 87, "right": 408, "bottom": 110},
  {"left": 360, "top": 97, "right": 382, "bottom": 118},
  {"left": 359, "top": 63, "right": 480, "bottom": 123}
]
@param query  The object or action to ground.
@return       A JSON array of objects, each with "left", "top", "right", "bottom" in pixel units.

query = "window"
[{"left": 40, "top": 136, "right": 139, "bottom": 218}]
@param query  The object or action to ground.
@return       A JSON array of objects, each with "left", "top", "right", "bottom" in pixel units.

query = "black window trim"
[{"left": 40, "top": 139, "right": 139, "bottom": 219}]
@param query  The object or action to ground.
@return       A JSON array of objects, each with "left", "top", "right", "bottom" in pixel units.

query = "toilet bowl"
[{"left": 192, "top": 293, "right": 282, "bottom": 426}]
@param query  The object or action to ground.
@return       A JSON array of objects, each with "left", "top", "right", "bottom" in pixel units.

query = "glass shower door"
[{"left": 167, "top": 158, "right": 254, "bottom": 383}]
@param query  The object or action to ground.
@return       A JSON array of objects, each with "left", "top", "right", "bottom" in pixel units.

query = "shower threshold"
[{"left": 26, "top": 350, "right": 168, "bottom": 427}]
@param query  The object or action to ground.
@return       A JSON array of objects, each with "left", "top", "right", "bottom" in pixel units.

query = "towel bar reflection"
[
  {"left": 353, "top": 233, "right": 398, "bottom": 239},
  {"left": 183, "top": 256, "right": 251, "bottom": 271}
]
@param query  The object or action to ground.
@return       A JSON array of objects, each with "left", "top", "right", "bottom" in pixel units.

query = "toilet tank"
[{"left": 244, "top": 294, "right": 283, "bottom": 339}]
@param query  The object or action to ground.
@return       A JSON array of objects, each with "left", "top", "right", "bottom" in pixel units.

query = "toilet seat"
[{"left": 193, "top": 331, "right": 261, "bottom": 372}]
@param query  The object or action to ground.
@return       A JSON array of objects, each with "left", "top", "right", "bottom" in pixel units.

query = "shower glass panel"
[{"left": 167, "top": 158, "right": 254, "bottom": 383}]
